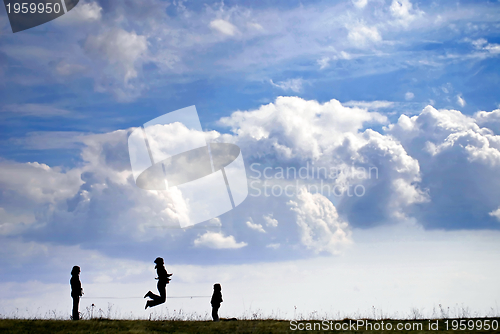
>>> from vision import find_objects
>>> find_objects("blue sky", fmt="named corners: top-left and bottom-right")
top-left (1, 0), bottom-right (500, 319)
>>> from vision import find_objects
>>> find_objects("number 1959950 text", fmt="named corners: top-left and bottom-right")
top-left (6, 2), bottom-right (62, 14)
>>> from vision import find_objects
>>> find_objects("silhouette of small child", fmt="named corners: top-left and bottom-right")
top-left (70, 266), bottom-right (83, 320)
top-left (211, 283), bottom-right (223, 321)
top-left (144, 257), bottom-right (172, 309)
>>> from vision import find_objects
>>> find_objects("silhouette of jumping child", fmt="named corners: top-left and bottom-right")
top-left (144, 257), bottom-right (172, 309)
top-left (70, 266), bottom-right (83, 320)
top-left (211, 283), bottom-right (223, 321)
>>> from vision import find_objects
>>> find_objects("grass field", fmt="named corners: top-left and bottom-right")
top-left (1, 318), bottom-right (500, 333)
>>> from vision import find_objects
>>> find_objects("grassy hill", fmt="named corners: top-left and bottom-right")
top-left (1, 318), bottom-right (499, 333)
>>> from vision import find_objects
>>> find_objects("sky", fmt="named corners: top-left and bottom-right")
top-left (0, 0), bottom-right (500, 320)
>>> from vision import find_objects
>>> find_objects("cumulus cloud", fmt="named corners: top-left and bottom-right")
top-left (475, 109), bottom-right (500, 134)
top-left (0, 160), bottom-right (83, 237)
top-left (4, 97), bottom-right (500, 268)
top-left (489, 207), bottom-right (500, 222)
top-left (1, 97), bottom-right (413, 261)
top-left (210, 19), bottom-right (239, 36)
top-left (389, 0), bottom-right (423, 26)
top-left (57, 1), bottom-right (102, 24)
top-left (208, 217), bottom-right (222, 226)
top-left (219, 96), bottom-right (388, 160)
top-left (194, 232), bottom-right (247, 249)
top-left (288, 188), bottom-right (351, 254)
top-left (246, 218), bottom-right (266, 233)
top-left (470, 38), bottom-right (500, 55)
top-left (263, 214), bottom-right (278, 227)
top-left (387, 106), bottom-right (500, 229)
top-left (0, 129), bottom-right (199, 247)
top-left (347, 24), bottom-right (381, 47)
top-left (0, 161), bottom-right (82, 205)
top-left (352, 0), bottom-right (368, 9)
top-left (220, 96), bottom-right (426, 226)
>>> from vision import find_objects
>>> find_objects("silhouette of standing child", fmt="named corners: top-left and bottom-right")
top-left (70, 266), bottom-right (83, 320)
top-left (211, 283), bottom-right (223, 321)
top-left (144, 257), bottom-right (172, 309)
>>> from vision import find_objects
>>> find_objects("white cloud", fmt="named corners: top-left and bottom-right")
top-left (387, 105), bottom-right (500, 228)
top-left (337, 51), bottom-right (352, 60)
top-left (343, 100), bottom-right (394, 109)
top-left (85, 29), bottom-right (147, 83)
top-left (456, 94), bottom-right (466, 107)
top-left (352, 0), bottom-right (368, 9)
top-left (208, 218), bottom-right (222, 226)
top-left (246, 219), bottom-right (266, 233)
top-left (84, 28), bottom-right (148, 100)
top-left (389, 0), bottom-right (422, 26)
top-left (317, 57), bottom-right (330, 69)
top-left (475, 109), bottom-right (500, 135)
top-left (0, 160), bottom-right (83, 237)
top-left (405, 92), bottom-right (415, 101)
top-left (263, 214), bottom-right (278, 227)
top-left (219, 97), bottom-right (388, 162)
top-left (194, 232), bottom-right (247, 249)
top-left (0, 129), bottom-right (200, 241)
top-left (489, 207), bottom-right (500, 222)
top-left (247, 22), bottom-right (264, 31)
top-left (0, 161), bottom-right (82, 205)
top-left (5, 97), bottom-right (500, 265)
top-left (484, 43), bottom-right (500, 55)
top-left (209, 19), bottom-right (239, 36)
top-left (347, 24), bottom-right (381, 47)
top-left (317, 52), bottom-right (351, 69)
top-left (471, 38), bottom-right (487, 49)
top-left (471, 38), bottom-right (500, 55)
top-left (219, 97), bottom-right (429, 227)
top-left (387, 105), bottom-right (480, 145)
top-left (74, 2), bottom-right (102, 21)
top-left (288, 188), bottom-right (352, 254)
top-left (270, 78), bottom-right (304, 93)
top-left (58, 1), bottom-right (102, 24)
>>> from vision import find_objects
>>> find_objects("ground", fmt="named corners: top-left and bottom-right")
top-left (0, 318), bottom-right (499, 333)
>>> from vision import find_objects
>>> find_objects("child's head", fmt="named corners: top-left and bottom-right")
top-left (213, 283), bottom-right (221, 291)
top-left (154, 257), bottom-right (164, 268)
top-left (71, 266), bottom-right (80, 276)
